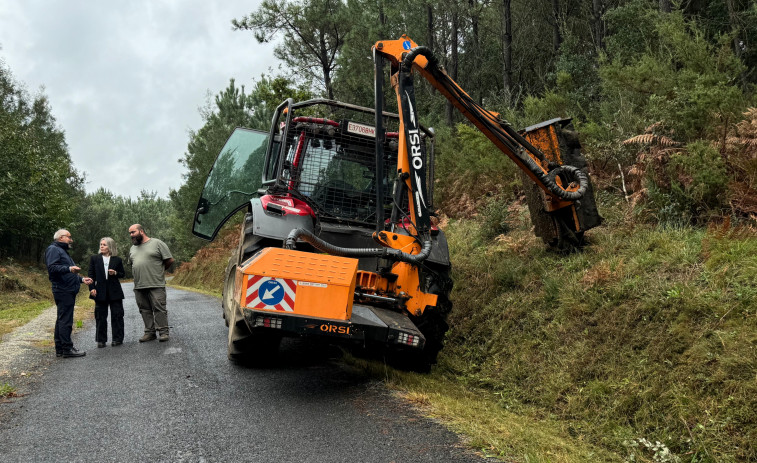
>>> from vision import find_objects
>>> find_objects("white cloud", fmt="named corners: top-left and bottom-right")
top-left (0, 0), bottom-right (276, 198)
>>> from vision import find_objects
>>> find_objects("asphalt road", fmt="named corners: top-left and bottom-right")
top-left (0, 284), bottom-right (484, 463)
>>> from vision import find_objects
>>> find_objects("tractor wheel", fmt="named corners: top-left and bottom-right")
top-left (227, 304), bottom-right (254, 364)
top-left (398, 265), bottom-right (453, 372)
top-left (226, 217), bottom-right (283, 365)
top-left (227, 305), bottom-right (282, 366)
top-left (221, 265), bottom-right (236, 327)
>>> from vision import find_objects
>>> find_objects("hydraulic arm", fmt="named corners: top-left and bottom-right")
top-left (373, 35), bottom-right (602, 247)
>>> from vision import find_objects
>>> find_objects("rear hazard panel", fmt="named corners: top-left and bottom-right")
top-left (238, 248), bottom-right (358, 320)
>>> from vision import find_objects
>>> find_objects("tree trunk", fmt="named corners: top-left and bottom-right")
top-left (724, 0), bottom-right (741, 57)
top-left (592, 0), bottom-right (604, 50)
top-left (659, 0), bottom-right (672, 13)
top-left (501, 0), bottom-right (512, 104)
top-left (426, 4), bottom-right (434, 53)
top-left (469, 0), bottom-right (481, 103)
top-left (319, 31), bottom-right (334, 100)
top-left (445, 11), bottom-right (459, 127)
top-left (551, 0), bottom-right (561, 53)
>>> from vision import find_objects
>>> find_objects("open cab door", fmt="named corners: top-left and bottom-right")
top-left (192, 127), bottom-right (269, 241)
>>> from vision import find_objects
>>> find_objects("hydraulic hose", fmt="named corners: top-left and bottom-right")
top-left (401, 46), bottom-right (438, 72)
top-left (284, 228), bottom-right (433, 266)
top-left (400, 46), bottom-right (589, 201)
top-left (529, 162), bottom-right (589, 201)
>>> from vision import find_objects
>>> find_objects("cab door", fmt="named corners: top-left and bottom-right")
top-left (192, 127), bottom-right (269, 241)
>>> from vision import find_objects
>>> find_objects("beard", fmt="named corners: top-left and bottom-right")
top-left (131, 234), bottom-right (144, 245)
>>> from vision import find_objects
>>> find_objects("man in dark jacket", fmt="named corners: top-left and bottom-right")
top-left (45, 229), bottom-right (93, 358)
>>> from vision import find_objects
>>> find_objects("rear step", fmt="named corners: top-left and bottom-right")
top-left (243, 303), bottom-right (426, 349)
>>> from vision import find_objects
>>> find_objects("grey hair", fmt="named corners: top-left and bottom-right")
top-left (99, 237), bottom-right (118, 256)
top-left (54, 229), bottom-right (69, 241)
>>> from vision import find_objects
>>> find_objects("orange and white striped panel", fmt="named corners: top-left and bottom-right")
top-left (245, 275), bottom-right (297, 312)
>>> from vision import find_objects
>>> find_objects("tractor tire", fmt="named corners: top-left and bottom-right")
top-left (396, 264), bottom-right (453, 372)
top-left (227, 304), bottom-right (254, 364)
top-left (227, 304), bottom-right (282, 366)
top-left (226, 218), bottom-right (283, 365)
top-left (221, 264), bottom-right (236, 327)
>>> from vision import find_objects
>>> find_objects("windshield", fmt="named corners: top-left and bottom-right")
top-left (193, 128), bottom-right (269, 241)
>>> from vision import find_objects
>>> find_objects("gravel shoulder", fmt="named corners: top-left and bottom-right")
top-left (0, 305), bottom-right (58, 381)
top-left (0, 305), bottom-right (62, 424)
top-left (0, 303), bottom-right (94, 414)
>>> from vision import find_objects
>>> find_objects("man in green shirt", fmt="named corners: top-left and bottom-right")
top-left (129, 224), bottom-right (174, 342)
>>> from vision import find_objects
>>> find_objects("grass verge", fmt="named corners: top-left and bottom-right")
top-left (1, 260), bottom-right (95, 343)
top-left (439, 203), bottom-right (756, 462)
top-left (0, 261), bottom-right (54, 339)
top-left (350, 355), bottom-right (618, 462)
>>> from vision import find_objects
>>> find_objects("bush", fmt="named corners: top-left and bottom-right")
top-left (478, 194), bottom-right (511, 242)
top-left (434, 124), bottom-right (522, 218)
top-left (643, 141), bottom-right (729, 226)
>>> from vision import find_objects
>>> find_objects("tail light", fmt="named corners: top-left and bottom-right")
top-left (254, 315), bottom-right (282, 329)
top-left (396, 332), bottom-right (420, 347)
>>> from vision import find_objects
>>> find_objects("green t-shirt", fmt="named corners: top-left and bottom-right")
top-left (129, 238), bottom-right (172, 289)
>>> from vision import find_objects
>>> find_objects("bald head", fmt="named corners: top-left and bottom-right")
top-left (129, 224), bottom-right (148, 245)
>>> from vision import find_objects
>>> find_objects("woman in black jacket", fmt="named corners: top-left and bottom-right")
top-left (88, 237), bottom-right (126, 347)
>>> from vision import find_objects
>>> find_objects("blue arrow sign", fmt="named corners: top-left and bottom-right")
top-left (259, 279), bottom-right (285, 306)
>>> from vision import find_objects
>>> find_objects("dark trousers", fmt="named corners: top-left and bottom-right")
top-left (53, 290), bottom-right (77, 353)
top-left (95, 299), bottom-right (124, 343)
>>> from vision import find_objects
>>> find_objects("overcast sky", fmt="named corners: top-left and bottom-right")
top-left (0, 0), bottom-right (276, 199)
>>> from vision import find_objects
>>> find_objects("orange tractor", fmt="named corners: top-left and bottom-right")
top-left (192, 36), bottom-right (601, 370)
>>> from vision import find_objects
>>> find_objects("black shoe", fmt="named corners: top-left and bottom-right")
top-left (61, 348), bottom-right (86, 358)
top-left (97, 342), bottom-right (106, 348)
top-left (56, 351), bottom-right (63, 357)
top-left (112, 341), bottom-right (122, 346)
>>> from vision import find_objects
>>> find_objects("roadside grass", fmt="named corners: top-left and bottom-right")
top-left (350, 355), bottom-right (617, 462)
top-left (1, 260), bottom-right (96, 342)
top-left (440, 206), bottom-right (757, 462)
top-left (0, 382), bottom-right (17, 398)
top-left (0, 261), bottom-right (54, 338)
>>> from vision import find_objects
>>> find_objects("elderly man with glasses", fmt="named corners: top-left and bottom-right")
top-left (45, 229), bottom-right (93, 358)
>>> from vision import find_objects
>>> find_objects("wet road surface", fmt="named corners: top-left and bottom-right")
top-left (0, 284), bottom-right (484, 462)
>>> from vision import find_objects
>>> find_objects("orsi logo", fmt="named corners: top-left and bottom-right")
top-left (320, 324), bottom-right (351, 335)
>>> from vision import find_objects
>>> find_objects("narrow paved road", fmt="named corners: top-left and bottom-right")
top-left (0, 284), bottom-right (483, 462)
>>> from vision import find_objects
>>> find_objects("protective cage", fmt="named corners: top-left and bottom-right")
top-left (273, 101), bottom-right (433, 226)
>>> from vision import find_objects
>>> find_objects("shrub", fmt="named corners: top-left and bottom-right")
top-left (434, 124), bottom-right (521, 218)
top-left (478, 194), bottom-right (512, 242)
top-left (636, 140), bottom-right (729, 226)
